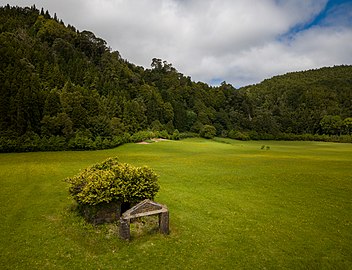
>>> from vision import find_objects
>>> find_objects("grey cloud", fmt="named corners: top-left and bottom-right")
top-left (7, 0), bottom-right (352, 87)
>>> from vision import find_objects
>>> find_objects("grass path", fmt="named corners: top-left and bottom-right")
top-left (0, 139), bottom-right (351, 269)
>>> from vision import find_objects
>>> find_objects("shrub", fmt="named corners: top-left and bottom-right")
top-left (228, 130), bottom-right (250, 141)
top-left (248, 130), bottom-right (259, 140)
top-left (68, 132), bottom-right (95, 150)
top-left (65, 157), bottom-right (159, 206)
top-left (171, 129), bottom-right (180, 140)
top-left (130, 131), bottom-right (155, 143)
top-left (179, 132), bottom-right (198, 139)
top-left (200, 125), bottom-right (216, 139)
top-left (159, 130), bottom-right (170, 139)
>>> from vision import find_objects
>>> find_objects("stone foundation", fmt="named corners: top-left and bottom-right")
top-left (80, 202), bottom-right (122, 224)
top-left (119, 199), bottom-right (169, 241)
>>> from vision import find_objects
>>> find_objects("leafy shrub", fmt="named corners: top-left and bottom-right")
top-left (171, 129), bottom-right (180, 140)
top-left (65, 157), bottom-right (159, 206)
top-left (179, 132), bottom-right (198, 139)
top-left (68, 132), bottom-right (95, 150)
top-left (200, 125), bottom-right (216, 139)
top-left (130, 131), bottom-right (155, 143)
top-left (158, 130), bottom-right (170, 139)
top-left (248, 130), bottom-right (259, 140)
top-left (228, 130), bottom-right (250, 141)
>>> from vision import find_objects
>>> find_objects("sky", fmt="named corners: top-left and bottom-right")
top-left (5, 0), bottom-right (352, 87)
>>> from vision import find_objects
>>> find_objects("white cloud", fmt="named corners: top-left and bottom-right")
top-left (207, 25), bottom-right (352, 86)
top-left (6, 0), bottom-right (352, 87)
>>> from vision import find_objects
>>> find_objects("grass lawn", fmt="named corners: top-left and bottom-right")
top-left (0, 138), bottom-right (351, 269)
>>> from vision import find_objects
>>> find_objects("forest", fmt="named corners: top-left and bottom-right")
top-left (1, 5), bottom-right (352, 152)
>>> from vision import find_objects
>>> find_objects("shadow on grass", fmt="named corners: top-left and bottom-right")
top-left (62, 203), bottom-right (161, 243)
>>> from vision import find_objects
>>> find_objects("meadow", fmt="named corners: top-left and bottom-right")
top-left (0, 138), bottom-right (351, 269)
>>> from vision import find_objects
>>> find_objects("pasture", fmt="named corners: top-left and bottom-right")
top-left (0, 138), bottom-right (351, 269)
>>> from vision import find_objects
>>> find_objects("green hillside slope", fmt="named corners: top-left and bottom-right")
top-left (1, 5), bottom-right (351, 151)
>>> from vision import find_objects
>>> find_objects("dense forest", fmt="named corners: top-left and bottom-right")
top-left (1, 5), bottom-right (352, 152)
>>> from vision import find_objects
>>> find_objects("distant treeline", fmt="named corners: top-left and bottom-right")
top-left (1, 5), bottom-right (352, 152)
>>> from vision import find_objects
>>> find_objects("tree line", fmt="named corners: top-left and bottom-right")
top-left (1, 5), bottom-right (351, 152)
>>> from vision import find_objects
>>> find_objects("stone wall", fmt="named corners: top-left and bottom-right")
top-left (80, 202), bottom-right (122, 224)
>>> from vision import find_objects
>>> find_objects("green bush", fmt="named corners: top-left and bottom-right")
top-left (65, 157), bottom-right (159, 206)
top-left (68, 132), bottom-right (95, 150)
top-left (171, 129), bottom-right (180, 140)
top-left (200, 125), bottom-right (216, 139)
top-left (130, 131), bottom-right (156, 143)
top-left (228, 130), bottom-right (250, 141)
top-left (158, 130), bottom-right (170, 139)
top-left (179, 132), bottom-right (198, 139)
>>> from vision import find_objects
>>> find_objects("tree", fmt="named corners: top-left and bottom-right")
top-left (43, 88), bottom-right (61, 116)
top-left (1, 6), bottom-right (352, 152)
top-left (343, 117), bottom-right (352, 134)
top-left (60, 81), bottom-right (88, 129)
top-left (320, 115), bottom-right (343, 135)
top-left (123, 100), bottom-right (147, 133)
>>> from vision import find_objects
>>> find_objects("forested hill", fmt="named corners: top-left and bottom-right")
top-left (1, 5), bottom-right (352, 152)
top-left (240, 66), bottom-right (352, 136)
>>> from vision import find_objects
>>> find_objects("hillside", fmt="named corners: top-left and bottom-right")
top-left (0, 5), bottom-right (351, 151)
top-left (239, 66), bottom-right (352, 136)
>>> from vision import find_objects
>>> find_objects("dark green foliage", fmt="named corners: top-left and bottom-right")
top-left (130, 131), bottom-right (156, 143)
top-left (343, 117), bottom-right (352, 134)
top-left (65, 157), bottom-right (159, 206)
top-left (200, 125), bottom-right (216, 139)
top-left (228, 130), bottom-right (250, 141)
top-left (171, 129), bottom-right (180, 140)
top-left (320, 115), bottom-right (343, 135)
top-left (1, 5), bottom-right (352, 152)
top-left (241, 66), bottom-right (352, 136)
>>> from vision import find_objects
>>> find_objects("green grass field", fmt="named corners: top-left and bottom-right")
top-left (0, 138), bottom-right (351, 269)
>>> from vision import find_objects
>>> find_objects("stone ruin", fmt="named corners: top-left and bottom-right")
top-left (80, 202), bottom-right (122, 225)
top-left (119, 199), bottom-right (169, 240)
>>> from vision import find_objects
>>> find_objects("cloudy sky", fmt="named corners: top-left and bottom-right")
top-left (7, 0), bottom-right (352, 87)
